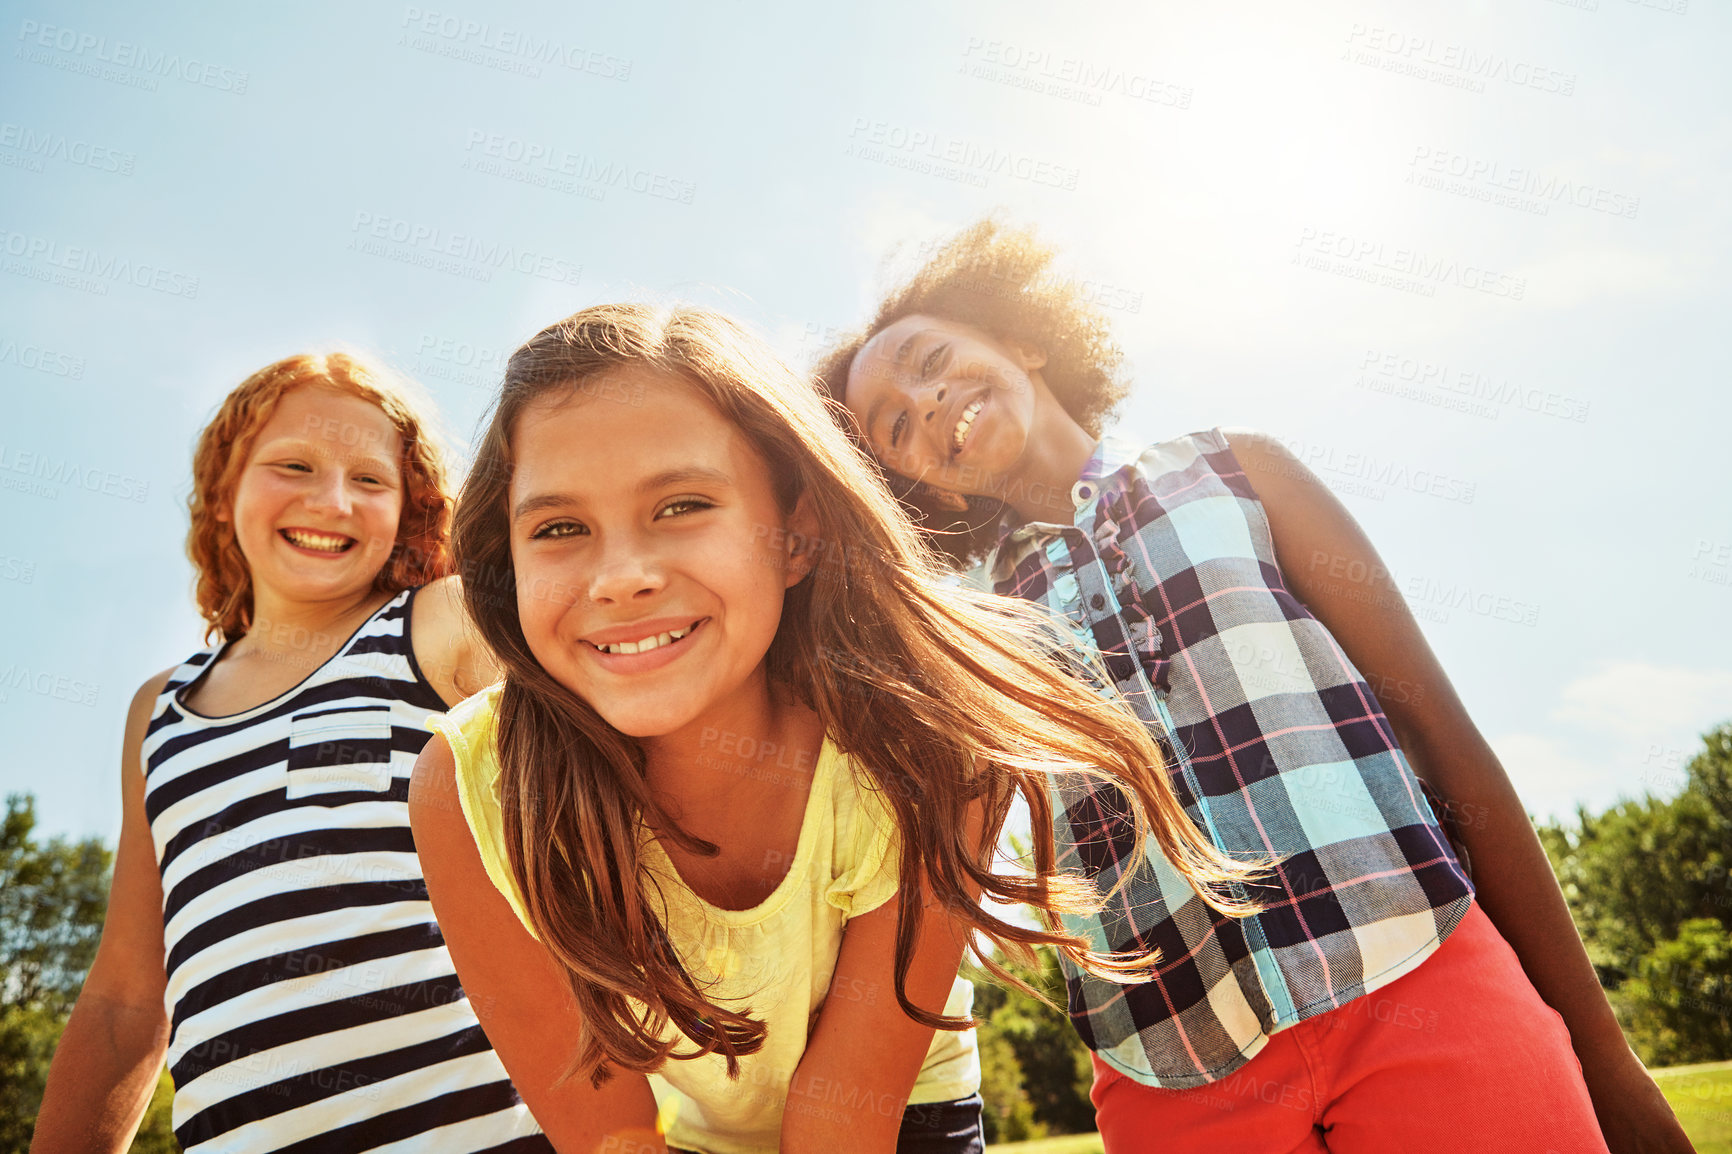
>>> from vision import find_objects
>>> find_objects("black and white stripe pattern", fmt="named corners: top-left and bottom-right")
top-left (143, 590), bottom-right (550, 1154)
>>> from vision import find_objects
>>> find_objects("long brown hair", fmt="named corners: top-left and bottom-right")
top-left (814, 217), bottom-right (1128, 567)
top-left (188, 353), bottom-right (453, 641)
top-left (454, 303), bottom-right (1261, 1085)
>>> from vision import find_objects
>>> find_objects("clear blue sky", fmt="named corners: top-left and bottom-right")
top-left (3, 0), bottom-right (1728, 841)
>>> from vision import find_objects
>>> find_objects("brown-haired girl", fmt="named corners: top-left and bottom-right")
top-left (816, 220), bottom-right (1688, 1153)
top-left (407, 303), bottom-right (1262, 1153)
top-left (33, 354), bottom-right (551, 1153)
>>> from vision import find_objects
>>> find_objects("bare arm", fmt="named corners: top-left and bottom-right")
top-left (408, 735), bottom-right (664, 1153)
top-left (1226, 429), bottom-right (1693, 1154)
top-left (781, 814), bottom-right (979, 1152)
top-left (411, 576), bottom-right (502, 707)
top-left (31, 672), bottom-right (174, 1154)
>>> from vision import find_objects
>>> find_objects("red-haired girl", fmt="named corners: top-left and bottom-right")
top-left (34, 354), bottom-right (552, 1153)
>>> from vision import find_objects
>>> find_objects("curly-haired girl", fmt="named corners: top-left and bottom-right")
top-left (816, 220), bottom-right (1686, 1153)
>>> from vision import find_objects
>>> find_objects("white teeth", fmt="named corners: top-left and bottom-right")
top-left (952, 397), bottom-right (985, 455)
top-left (597, 624), bottom-right (694, 655)
top-left (283, 529), bottom-right (351, 552)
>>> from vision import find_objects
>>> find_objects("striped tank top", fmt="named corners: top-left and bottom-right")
top-left (141, 589), bottom-right (551, 1153)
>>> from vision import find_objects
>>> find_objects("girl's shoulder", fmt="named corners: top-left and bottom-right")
top-left (820, 745), bottom-right (901, 918)
top-left (1111, 428), bottom-right (1234, 479)
top-left (426, 680), bottom-right (504, 779)
top-left (423, 683), bottom-right (533, 934)
top-left (409, 576), bottom-right (500, 705)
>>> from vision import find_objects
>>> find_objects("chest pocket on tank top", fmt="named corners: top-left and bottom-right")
top-left (286, 704), bottom-right (395, 799)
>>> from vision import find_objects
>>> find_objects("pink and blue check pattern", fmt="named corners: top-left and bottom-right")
top-left (990, 430), bottom-right (1473, 1089)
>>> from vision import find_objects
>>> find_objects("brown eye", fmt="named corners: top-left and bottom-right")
top-left (656, 498), bottom-right (714, 519)
top-left (889, 411), bottom-right (908, 449)
top-left (530, 520), bottom-right (585, 540)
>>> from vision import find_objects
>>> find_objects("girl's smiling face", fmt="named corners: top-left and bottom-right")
top-left (844, 313), bottom-right (1048, 497)
top-left (507, 368), bottom-right (816, 740)
top-left (224, 385), bottom-right (405, 607)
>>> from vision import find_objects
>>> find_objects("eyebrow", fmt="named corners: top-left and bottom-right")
top-left (865, 331), bottom-right (924, 444)
top-left (254, 436), bottom-right (400, 476)
top-left (511, 465), bottom-right (734, 523)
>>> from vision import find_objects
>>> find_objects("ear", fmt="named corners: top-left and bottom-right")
top-left (909, 478), bottom-right (969, 514)
top-left (215, 505), bottom-right (232, 524)
top-left (782, 493), bottom-right (823, 588)
top-left (1004, 339), bottom-right (1047, 372)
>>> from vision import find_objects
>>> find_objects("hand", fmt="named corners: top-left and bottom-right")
top-left (1585, 1052), bottom-right (1696, 1154)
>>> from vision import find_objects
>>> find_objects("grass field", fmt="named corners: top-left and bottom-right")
top-left (1654, 1059), bottom-right (1732, 1154)
top-left (985, 1059), bottom-right (1732, 1153)
top-left (986, 1137), bottom-right (1103, 1154)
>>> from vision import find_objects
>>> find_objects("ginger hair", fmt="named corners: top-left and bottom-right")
top-left (187, 353), bottom-right (453, 641)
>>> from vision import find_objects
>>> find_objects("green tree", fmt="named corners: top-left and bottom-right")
top-left (0, 794), bottom-right (176, 1153)
top-left (974, 1014), bottom-right (1042, 1142)
top-left (972, 946), bottom-right (1094, 1141)
top-left (1621, 918), bottom-right (1732, 1066)
top-left (1539, 722), bottom-right (1732, 1066)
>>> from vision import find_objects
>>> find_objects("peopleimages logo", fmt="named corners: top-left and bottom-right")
top-left (0, 664), bottom-right (99, 707)
top-left (0, 442), bottom-right (151, 502)
top-left (0, 123), bottom-right (135, 175)
top-left (0, 338), bottom-right (85, 379)
top-left (1407, 146), bottom-right (1640, 220)
top-left (1273, 436), bottom-right (1477, 505)
top-left (14, 19), bottom-right (249, 93)
top-left (1357, 350), bottom-right (1590, 424)
top-left (959, 37), bottom-right (1193, 109)
top-left (846, 117), bottom-right (1081, 190)
top-left (348, 211), bottom-right (582, 285)
top-left (1294, 227), bottom-right (1525, 301)
top-left (1343, 24), bottom-right (1576, 96)
top-left (462, 131), bottom-right (696, 204)
top-left (0, 229), bottom-right (200, 298)
top-left (398, 7), bottom-right (631, 80)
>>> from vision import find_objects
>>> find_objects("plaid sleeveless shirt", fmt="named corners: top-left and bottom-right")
top-left (989, 430), bottom-right (1474, 1088)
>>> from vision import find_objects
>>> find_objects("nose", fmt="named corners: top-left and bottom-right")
top-left (914, 381), bottom-right (948, 427)
top-left (304, 469), bottom-right (353, 515)
top-left (586, 533), bottom-right (666, 605)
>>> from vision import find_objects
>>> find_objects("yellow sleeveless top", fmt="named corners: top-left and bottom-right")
top-left (428, 686), bottom-right (979, 1154)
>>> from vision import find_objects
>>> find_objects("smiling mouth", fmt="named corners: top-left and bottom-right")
top-left (950, 396), bottom-right (985, 458)
top-left (280, 528), bottom-right (355, 553)
top-left (585, 619), bottom-right (704, 656)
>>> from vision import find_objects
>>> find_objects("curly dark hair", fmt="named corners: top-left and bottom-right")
top-left (813, 217), bottom-right (1130, 569)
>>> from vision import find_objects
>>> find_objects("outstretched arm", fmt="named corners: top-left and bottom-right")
top-left (31, 673), bottom-right (174, 1154)
top-left (1226, 429), bottom-right (1693, 1154)
top-left (781, 820), bottom-right (979, 1152)
top-left (409, 734), bottom-right (664, 1153)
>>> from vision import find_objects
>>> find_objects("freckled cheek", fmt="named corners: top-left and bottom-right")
top-left (228, 484), bottom-right (272, 527)
top-left (363, 513), bottom-right (401, 554)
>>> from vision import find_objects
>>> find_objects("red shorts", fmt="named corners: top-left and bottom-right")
top-left (1091, 900), bottom-right (1609, 1153)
